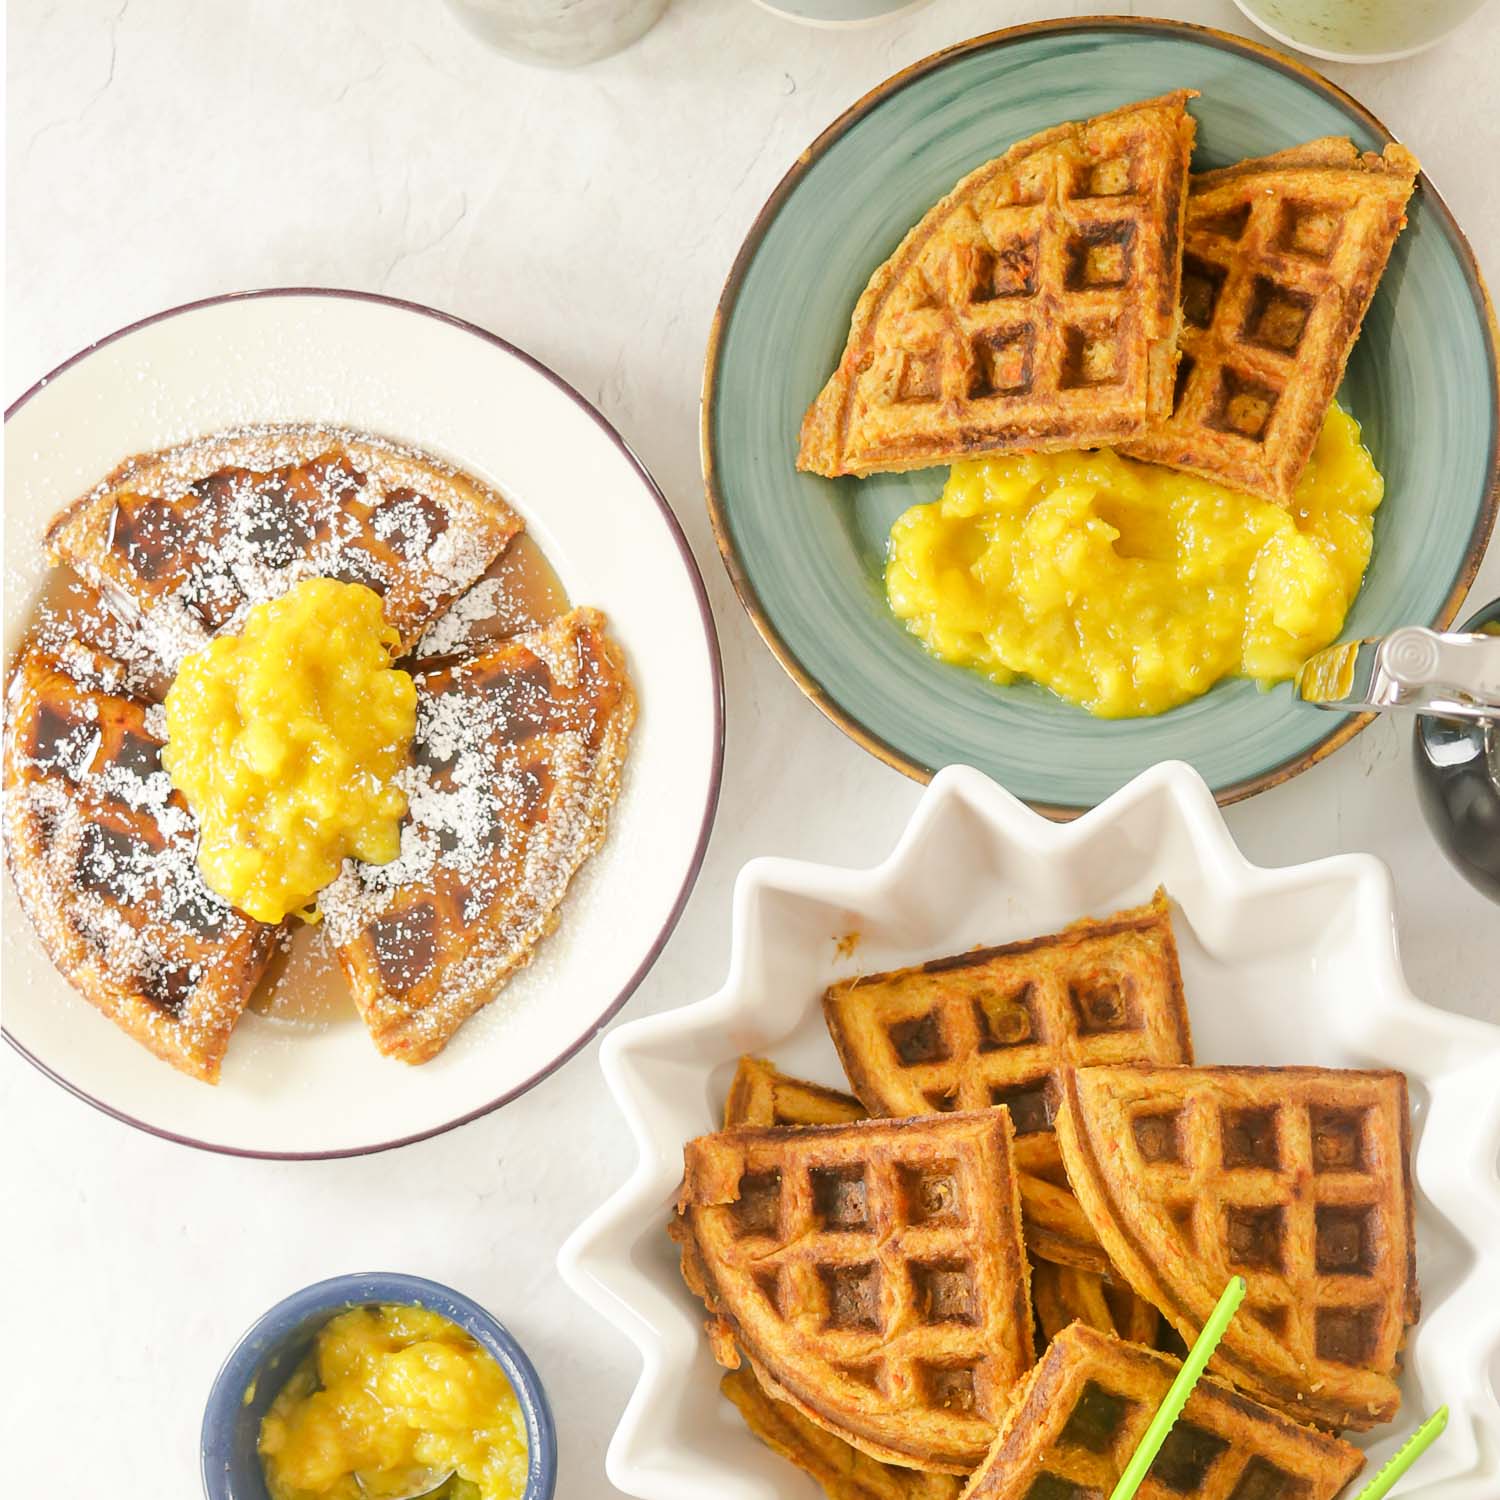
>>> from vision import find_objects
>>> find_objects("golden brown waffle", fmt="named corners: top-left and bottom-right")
top-left (322, 607), bottom-right (633, 1063)
top-left (45, 425), bottom-right (523, 668)
top-left (964, 1322), bottom-right (1363, 1500)
top-left (1055, 1064), bottom-right (1418, 1429)
top-left (797, 93), bottom-right (1196, 478)
top-left (26, 569), bottom-right (173, 703)
top-left (673, 1111), bottom-right (1035, 1472)
top-left (722, 1367), bottom-right (963, 1500)
top-left (1122, 138), bottom-right (1418, 503)
top-left (721, 1060), bottom-right (964, 1494)
top-left (2, 637), bottom-right (279, 1081)
top-left (726, 1055), bottom-right (869, 1128)
top-left (1018, 1171), bottom-right (1111, 1276)
top-left (822, 892), bottom-right (1192, 1179)
top-left (1031, 1263), bottom-right (1159, 1349)
top-left (725, 1056), bottom-right (1109, 1275)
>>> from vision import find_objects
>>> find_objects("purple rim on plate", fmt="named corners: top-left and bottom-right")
top-left (2, 286), bottom-right (726, 1159)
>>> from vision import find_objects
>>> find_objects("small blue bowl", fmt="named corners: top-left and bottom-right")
top-left (201, 1272), bottom-right (558, 1500)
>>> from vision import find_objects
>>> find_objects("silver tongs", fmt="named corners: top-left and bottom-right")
top-left (1294, 625), bottom-right (1500, 721)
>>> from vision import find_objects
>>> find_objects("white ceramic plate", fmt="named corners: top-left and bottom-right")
top-left (559, 762), bottom-right (1500, 1500)
top-left (2, 289), bottom-right (723, 1157)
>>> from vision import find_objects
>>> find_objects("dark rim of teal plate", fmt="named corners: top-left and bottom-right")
top-left (702, 15), bottom-right (1500, 818)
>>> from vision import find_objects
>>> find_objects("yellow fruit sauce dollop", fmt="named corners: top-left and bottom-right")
top-left (885, 406), bottom-right (1383, 718)
top-left (162, 577), bottom-right (417, 923)
top-left (258, 1304), bottom-right (529, 1500)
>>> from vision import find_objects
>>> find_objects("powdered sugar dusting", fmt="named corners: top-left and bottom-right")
top-left (25, 571), bottom-right (171, 701)
top-left (3, 638), bottom-right (274, 1076)
top-left (3, 426), bottom-right (636, 1075)
top-left (414, 577), bottom-right (509, 658)
top-left (47, 422), bottom-right (522, 672)
top-left (319, 608), bottom-right (635, 1060)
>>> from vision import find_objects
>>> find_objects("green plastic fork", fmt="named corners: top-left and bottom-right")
top-left (1107, 1272), bottom-right (1447, 1500)
top-left (1349, 1407), bottom-right (1449, 1500)
top-left (1108, 1275), bottom-right (1246, 1500)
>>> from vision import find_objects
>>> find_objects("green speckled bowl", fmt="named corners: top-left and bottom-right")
top-left (703, 17), bottom-right (1499, 815)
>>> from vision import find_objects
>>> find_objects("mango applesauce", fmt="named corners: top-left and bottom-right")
top-left (885, 407), bottom-right (1382, 718)
top-left (258, 1305), bottom-right (528, 1500)
top-left (162, 578), bottom-right (416, 922)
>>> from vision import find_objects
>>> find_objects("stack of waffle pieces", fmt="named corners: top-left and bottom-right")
top-left (669, 891), bottom-right (1418, 1495)
top-left (3, 426), bottom-right (635, 1080)
top-left (800, 98), bottom-right (1418, 505)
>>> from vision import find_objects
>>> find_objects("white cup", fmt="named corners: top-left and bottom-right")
top-left (443, 0), bottom-right (667, 67)
top-left (753, 0), bottom-right (931, 23)
top-left (1234, 0), bottom-right (1494, 62)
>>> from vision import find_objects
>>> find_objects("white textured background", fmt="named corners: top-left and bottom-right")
top-left (5, 2), bottom-right (1498, 1496)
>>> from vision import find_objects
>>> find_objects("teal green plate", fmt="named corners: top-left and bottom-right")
top-left (703, 17), bottom-right (1499, 815)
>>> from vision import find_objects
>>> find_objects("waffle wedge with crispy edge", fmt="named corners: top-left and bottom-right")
top-left (1018, 1170), bottom-right (1112, 1276)
top-left (2, 637), bottom-right (280, 1082)
top-left (1122, 138), bottom-right (1418, 503)
top-left (726, 1055), bottom-right (870, 1128)
top-left (721, 1060), bottom-right (965, 1498)
top-left (321, 607), bottom-right (633, 1064)
top-left (1031, 1262), bottom-right (1159, 1349)
top-left (726, 1056), bottom-right (1113, 1275)
top-left (797, 93), bottom-right (1196, 478)
top-left (822, 891), bottom-right (1192, 1180)
top-left (1055, 1064), bottom-right (1418, 1430)
top-left (672, 1110), bottom-right (1035, 1472)
top-left (722, 1368), bottom-right (964, 1500)
top-left (964, 1321), bottom-right (1363, 1500)
top-left (45, 424), bottom-right (523, 669)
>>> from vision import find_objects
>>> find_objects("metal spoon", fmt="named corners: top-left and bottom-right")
top-left (1294, 624), bottom-right (1500, 720)
top-left (353, 1468), bottom-right (455, 1500)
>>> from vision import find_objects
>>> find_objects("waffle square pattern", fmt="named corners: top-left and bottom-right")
top-left (673, 1111), bottom-right (1034, 1472)
top-left (1123, 139), bottom-right (1418, 503)
top-left (321, 607), bottom-right (634, 1064)
top-left (2, 638), bottom-right (278, 1081)
top-left (44, 425), bottom-right (522, 668)
top-left (797, 93), bottom-right (1196, 477)
top-left (1055, 1064), bottom-right (1418, 1430)
top-left (823, 893), bottom-right (1192, 1177)
top-left (964, 1322), bottom-right (1364, 1500)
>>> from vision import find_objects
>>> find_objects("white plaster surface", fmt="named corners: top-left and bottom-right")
top-left (5, 1), bottom-right (1498, 1495)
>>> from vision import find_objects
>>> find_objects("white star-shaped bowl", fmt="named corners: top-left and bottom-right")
top-left (559, 762), bottom-right (1500, 1500)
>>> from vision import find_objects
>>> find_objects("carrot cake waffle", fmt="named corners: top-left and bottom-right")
top-left (665, 896), bottom-right (1424, 1489)
top-left (321, 607), bottom-right (634, 1064)
top-left (723, 1055), bottom-right (1111, 1275)
top-left (822, 892), bottom-right (1192, 1178)
top-left (721, 1366), bottom-right (962, 1500)
top-left (963, 1322), bottom-right (1364, 1500)
top-left (1030, 1261), bottom-right (1158, 1349)
top-left (4, 426), bottom-right (634, 1080)
top-left (673, 1110), bottom-right (1034, 1472)
top-left (798, 93), bottom-right (1196, 477)
top-left (1122, 138), bottom-right (1418, 503)
top-left (45, 424), bottom-right (522, 667)
top-left (725, 1055), bottom-right (870, 1130)
top-left (719, 1059), bottom-right (965, 1497)
top-left (3, 635), bottom-right (279, 1081)
top-left (1055, 1063), bottom-right (1418, 1429)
